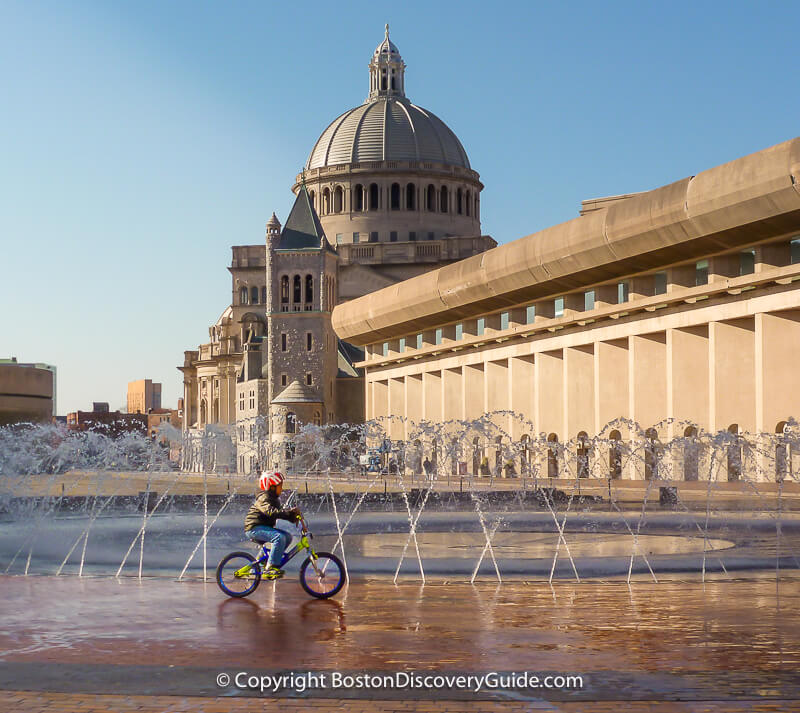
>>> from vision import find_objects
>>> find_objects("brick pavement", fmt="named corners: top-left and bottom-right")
top-left (3, 690), bottom-right (800, 712)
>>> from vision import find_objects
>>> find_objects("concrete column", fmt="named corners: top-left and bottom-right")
top-left (389, 378), bottom-right (404, 439)
top-left (464, 363), bottom-right (485, 420)
top-left (566, 345), bottom-right (594, 441)
top-left (755, 311), bottom-right (800, 434)
top-left (595, 339), bottom-right (629, 435)
top-left (406, 374), bottom-right (423, 431)
top-left (667, 326), bottom-right (709, 438)
top-left (709, 318), bottom-right (756, 433)
top-left (486, 359), bottom-right (508, 431)
top-left (535, 350), bottom-right (563, 439)
top-left (437, 369), bottom-right (456, 422)
top-left (510, 355), bottom-right (535, 436)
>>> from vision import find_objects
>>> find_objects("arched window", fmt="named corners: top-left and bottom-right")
top-left (609, 430), bottom-right (622, 479)
top-left (334, 186), bottom-right (343, 213)
top-left (280, 276), bottom-right (289, 304)
top-left (727, 424), bottom-right (741, 481)
top-left (440, 186), bottom-right (448, 213)
top-left (309, 190), bottom-right (315, 208)
top-left (369, 183), bottom-right (379, 211)
top-left (465, 190), bottom-right (471, 216)
top-left (313, 411), bottom-right (321, 427)
top-left (683, 426), bottom-right (699, 481)
top-left (426, 184), bottom-right (436, 212)
top-left (547, 434), bottom-right (559, 478)
top-left (305, 274), bottom-right (313, 303)
top-left (390, 183), bottom-right (400, 210)
top-left (322, 188), bottom-right (330, 214)
top-left (406, 183), bottom-right (416, 211)
top-left (250, 286), bottom-right (258, 304)
top-left (261, 286), bottom-right (267, 304)
top-left (354, 184), bottom-right (364, 212)
top-left (293, 275), bottom-right (301, 304)
top-left (286, 412), bottom-right (297, 434)
top-left (240, 286), bottom-right (248, 305)
top-left (577, 431), bottom-right (590, 478)
top-left (457, 188), bottom-right (463, 214)
top-left (644, 428), bottom-right (660, 480)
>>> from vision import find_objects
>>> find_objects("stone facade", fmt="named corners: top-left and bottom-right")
top-left (333, 137), bottom-right (800, 482)
top-left (179, 28), bottom-right (494, 473)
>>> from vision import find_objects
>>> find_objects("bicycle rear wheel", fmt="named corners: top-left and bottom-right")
top-left (299, 552), bottom-right (345, 599)
top-left (216, 551), bottom-right (261, 598)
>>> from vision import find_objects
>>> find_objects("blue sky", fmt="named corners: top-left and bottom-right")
top-left (2, 1), bottom-right (798, 416)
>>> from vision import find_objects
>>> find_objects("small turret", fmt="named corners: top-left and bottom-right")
top-left (266, 212), bottom-right (281, 246)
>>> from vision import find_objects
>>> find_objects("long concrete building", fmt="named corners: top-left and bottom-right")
top-left (332, 137), bottom-right (800, 481)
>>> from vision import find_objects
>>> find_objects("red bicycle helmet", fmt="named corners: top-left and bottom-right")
top-left (259, 470), bottom-right (284, 491)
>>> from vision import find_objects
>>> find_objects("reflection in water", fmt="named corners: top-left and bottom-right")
top-left (352, 532), bottom-right (735, 558)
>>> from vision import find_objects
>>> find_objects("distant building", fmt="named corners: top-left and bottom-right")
top-left (147, 407), bottom-right (182, 440)
top-left (127, 379), bottom-right (162, 414)
top-left (0, 358), bottom-right (56, 425)
top-left (66, 406), bottom-right (147, 436)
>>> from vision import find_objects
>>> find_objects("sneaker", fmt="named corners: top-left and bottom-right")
top-left (263, 566), bottom-right (285, 580)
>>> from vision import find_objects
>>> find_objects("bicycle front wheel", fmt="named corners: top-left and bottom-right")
top-left (299, 552), bottom-right (346, 599)
top-left (216, 551), bottom-right (261, 598)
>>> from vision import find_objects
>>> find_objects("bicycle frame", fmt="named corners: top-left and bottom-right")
top-left (234, 518), bottom-right (317, 577)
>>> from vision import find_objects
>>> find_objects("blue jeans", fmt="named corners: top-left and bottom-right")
top-left (246, 526), bottom-right (292, 568)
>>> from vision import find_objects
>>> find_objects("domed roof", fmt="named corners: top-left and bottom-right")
top-left (304, 27), bottom-right (472, 172)
top-left (305, 98), bottom-right (471, 170)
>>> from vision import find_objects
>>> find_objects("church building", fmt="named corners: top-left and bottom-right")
top-left (178, 27), bottom-right (495, 472)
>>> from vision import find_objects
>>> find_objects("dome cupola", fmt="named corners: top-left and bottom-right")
top-left (368, 24), bottom-right (405, 100)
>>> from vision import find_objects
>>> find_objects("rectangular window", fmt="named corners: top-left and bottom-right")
top-left (435, 328), bottom-right (442, 345)
top-left (369, 231), bottom-right (379, 243)
top-left (306, 373), bottom-right (313, 386)
top-left (427, 232), bottom-right (435, 241)
top-left (654, 271), bottom-right (667, 295)
top-left (790, 238), bottom-right (800, 264)
top-left (525, 305), bottom-right (535, 324)
top-left (409, 231), bottom-right (417, 242)
top-left (281, 333), bottom-right (288, 351)
top-left (416, 333), bottom-right (423, 349)
top-left (455, 323), bottom-right (463, 340)
top-left (500, 312), bottom-right (509, 330)
top-left (399, 337), bottom-right (406, 352)
top-left (382, 342), bottom-right (389, 357)
top-left (584, 290), bottom-right (595, 311)
top-left (476, 318), bottom-right (485, 336)
top-left (352, 232), bottom-right (360, 243)
top-left (695, 259), bottom-right (709, 286)
top-left (306, 333), bottom-right (313, 351)
top-left (740, 250), bottom-right (755, 276)
top-left (390, 231), bottom-right (398, 242)
top-left (617, 282), bottom-right (629, 303)
top-left (281, 374), bottom-right (287, 387)
top-left (335, 233), bottom-right (343, 244)
top-left (554, 297), bottom-right (565, 318)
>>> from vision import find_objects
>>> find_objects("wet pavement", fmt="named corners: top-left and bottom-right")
top-left (1, 573), bottom-right (800, 711)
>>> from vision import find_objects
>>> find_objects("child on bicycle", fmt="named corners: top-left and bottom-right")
top-left (244, 469), bottom-right (301, 579)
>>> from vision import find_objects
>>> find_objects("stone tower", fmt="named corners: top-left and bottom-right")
top-left (265, 186), bottom-right (339, 466)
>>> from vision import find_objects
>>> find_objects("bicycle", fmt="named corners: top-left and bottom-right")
top-left (215, 516), bottom-right (346, 600)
